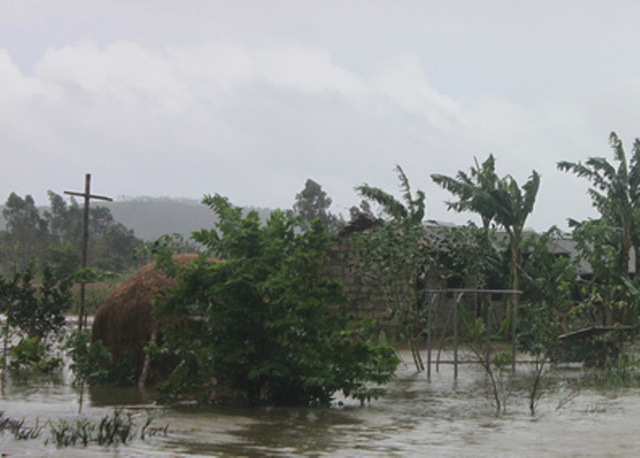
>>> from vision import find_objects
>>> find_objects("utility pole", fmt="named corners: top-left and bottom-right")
top-left (65, 173), bottom-right (112, 333)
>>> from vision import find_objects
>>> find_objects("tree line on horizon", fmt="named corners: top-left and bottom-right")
top-left (0, 191), bottom-right (148, 278)
top-left (2, 131), bottom-right (639, 297)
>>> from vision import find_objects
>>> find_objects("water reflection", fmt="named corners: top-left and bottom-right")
top-left (88, 385), bottom-right (157, 406)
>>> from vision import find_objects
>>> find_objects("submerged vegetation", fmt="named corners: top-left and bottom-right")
top-left (153, 194), bottom-right (399, 405)
top-left (3, 132), bottom-right (640, 451)
top-left (0, 409), bottom-right (167, 448)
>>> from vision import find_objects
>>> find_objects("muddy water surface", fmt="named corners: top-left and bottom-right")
top-left (1, 350), bottom-right (639, 456)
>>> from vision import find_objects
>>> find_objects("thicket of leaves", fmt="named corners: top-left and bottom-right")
top-left (517, 228), bottom-right (577, 358)
top-left (153, 194), bottom-right (399, 405)
top-left (0, 259), bottom-right (71, 340)
top-left (558, 132), bottom-right (640, 326)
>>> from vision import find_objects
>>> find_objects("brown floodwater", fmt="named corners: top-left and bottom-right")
top-left (1, 349), bottom-right (640, 456)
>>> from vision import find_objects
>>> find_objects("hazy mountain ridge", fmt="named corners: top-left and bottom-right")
top-left (103, 198), bottom-right (217, 241)
top-left (0, 197), bottom-right (274, 242)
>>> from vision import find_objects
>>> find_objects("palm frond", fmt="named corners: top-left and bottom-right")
top-left (411, 190), bottom-right (426, 223)
top-left (629, 138), bottom-right (640, 199)
top-left (521, 171), bottom-right (541, 218)
top-left (357, 166), bottom-right (426, 224)
top-left (394, 165), bottom-right (412, 208)
top-left (355, 184), bottom-right (408, 220)
top-left (432, 154), bottom-right (501, 226)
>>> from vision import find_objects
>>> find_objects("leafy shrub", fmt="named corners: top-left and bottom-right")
top-left (0, 260), bottom-right (71, 339)
top-left (154, 195), bottom-right (399, 405)
top-left (9, 337), bottom-right (62, 373)
top-left (64, 331), bottom-right (112, 385)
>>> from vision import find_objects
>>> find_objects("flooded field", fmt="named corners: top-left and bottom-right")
top-left (2, 349), bottom-right (640, 456)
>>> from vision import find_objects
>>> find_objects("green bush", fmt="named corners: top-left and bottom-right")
top-left (9, 337), bottom-right (62, 373)
top-left (0, 260), bottom-right (71, 339)
top-left (64, 331), bottom-right (112, 385)
top-left (154, 195), bottom-right (399, 405)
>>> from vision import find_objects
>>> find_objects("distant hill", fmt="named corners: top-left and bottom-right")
top-left (101, 197), bottom-right (216, 241)
top-left (101, 197), bottom-right (273, 241)
top-left (0, 197), bottom-right (274, 242)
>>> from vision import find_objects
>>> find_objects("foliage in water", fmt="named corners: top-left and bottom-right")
top-left (9, 337), bottom-right (62, 373)
top-left (0, 259), bottom-right (71, 339)
top-left (0, 409), bottom-right (167, 448)
top-left (153, 194), bottom-right (399, 406)
top-left (64, 330), bottom-right (112, 385)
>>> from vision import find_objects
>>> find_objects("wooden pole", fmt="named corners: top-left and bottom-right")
top-left (1, 304), bottom-right (9, 396)
top-left (486, 299), bottom-right (492, 367)
top-left (79, 174), bottom-right (90, 333)
top-left (65, 173), bottom-right (112, 333)
top-left (511, 293), bottom-right (517, 374)
top-left (426, 294), bottom-right (436, 382)
top-left (454, 292), bottom-right (464, 381)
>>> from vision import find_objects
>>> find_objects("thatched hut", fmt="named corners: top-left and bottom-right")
top-left (92, 253), bottom-right (199, 387)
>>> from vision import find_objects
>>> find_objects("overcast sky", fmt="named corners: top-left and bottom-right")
top-left (3, 1), bottom-right (640, 231)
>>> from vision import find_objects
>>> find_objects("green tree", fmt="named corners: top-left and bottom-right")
top-left (432, 155), bottom-right (499, 233)
top-left (518, 228), bottom-right (578, 414)
top-left (91, 221), bottom-right (143, 272)
top-left (0, 259), bottom-right (71, 339)
top-left (492, 170), bottom-right (541, 328)
top-left (558, 132), bottom-right (640, 282)
top-left (432, 156), bottom-right (504, 320)
top-left (558, 132), bottom-right (640, 324)
top-left (1, 191), bottom-right (144, 277)
top-left (43, 191), bottom-right (83, 279)
top-left (1, 193), bottom-right (49, 271)
top-left (45, 191), bottom-right (82, 248)
top-left (1, 259), bottom-right (71, 386)
top-left (350, 220), bottom-right (432, 371)
top-left (292, 179), bottom-right (344, 234)
top-left (432, 157), bottom-right (540, 335)
top-left (153, 195), bottom-right (398, 405)
top-left (356, 165), bottom-right (425, 225)
top-left (353, 165), bottom-right (429, 370)
top-left (43, 192), bottom-right (144, 275)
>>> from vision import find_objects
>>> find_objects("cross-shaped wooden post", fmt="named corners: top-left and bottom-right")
top-left (65, 173), bottom-right (113, 333)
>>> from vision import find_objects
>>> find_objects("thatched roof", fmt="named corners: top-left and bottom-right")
top-left (92, 253), bottom-right (200, 385)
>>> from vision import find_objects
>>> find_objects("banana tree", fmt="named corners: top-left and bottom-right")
top-left (432, 157), bottom-right (540, 335)
top-left (432, 155), bottom-right (499, 233)
top-left (558, 132), bottom-right (640, 324)
top-left (356, 165), bottom-right (425, 226)
top-left (491, 171), bottom-right (541, 331)
top-left (354, 165), bottom-right (429, 370)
